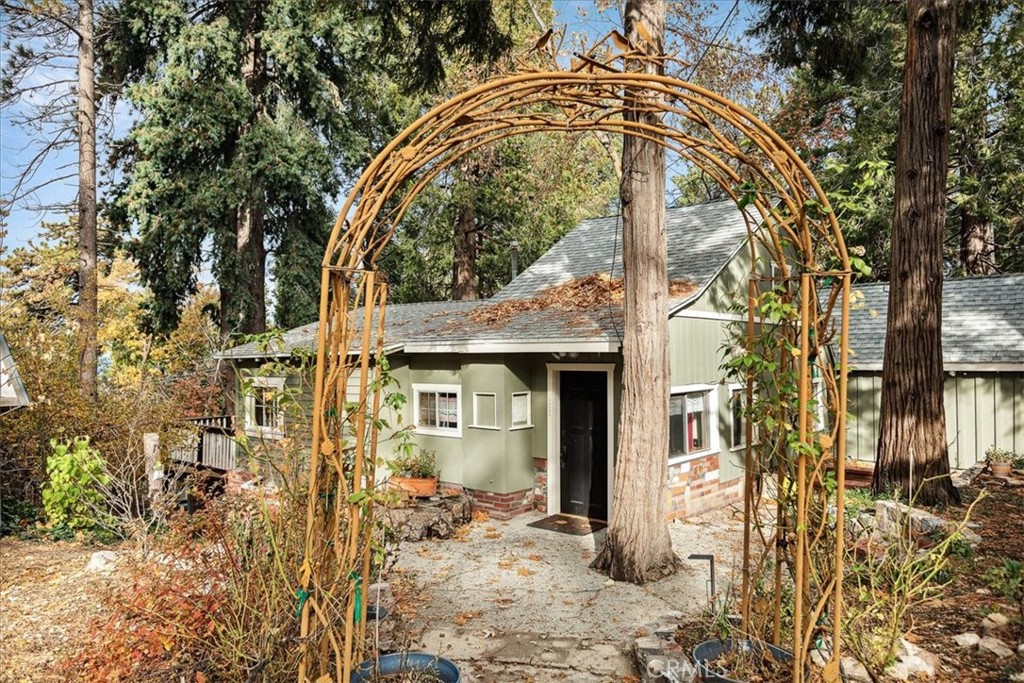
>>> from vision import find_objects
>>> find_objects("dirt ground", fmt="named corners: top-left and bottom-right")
top-left (910, 482), bottom-right (1024, 683)
top-left (0, 483), bottom-right (1020, 683)
top-left (0, 538), bottom-right (123, 683)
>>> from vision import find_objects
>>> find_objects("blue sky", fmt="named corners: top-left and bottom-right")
top-left (0, 1), bottom-right (758, 253)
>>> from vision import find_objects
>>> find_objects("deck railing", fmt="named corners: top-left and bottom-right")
top-left (169, 415), bottom-right (237, 471)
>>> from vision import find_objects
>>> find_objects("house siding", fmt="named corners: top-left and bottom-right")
top-left (845, 371), bottom-right (1024, 467)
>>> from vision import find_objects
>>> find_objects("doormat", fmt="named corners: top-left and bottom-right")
top-left (527, 514), bottom-right (607, 536)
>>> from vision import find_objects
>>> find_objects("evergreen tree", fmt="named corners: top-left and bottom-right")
top-left (102, 0), bottom-right (511, 337)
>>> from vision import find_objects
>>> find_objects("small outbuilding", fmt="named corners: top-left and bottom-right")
top-left (0, 331), bottom-right (30, 415)
top-left (844, 274), bottom-right (1024, 469)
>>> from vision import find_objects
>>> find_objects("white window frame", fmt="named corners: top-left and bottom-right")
top-left (470, 392), bottom-right (499, 430)
top-left (668, 383), bottom-right (720, 465)
top-left (728, 383), bottom-right (761, 451)
top-left (244, 376), bottom-right (286, 440)
top-left (412, 383), bottom-right (462, 438)
top-left (509, 391), bottom-right (533, 430)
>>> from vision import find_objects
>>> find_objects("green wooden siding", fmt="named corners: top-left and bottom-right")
top-left (846, 372), bottom-right (1024, 467)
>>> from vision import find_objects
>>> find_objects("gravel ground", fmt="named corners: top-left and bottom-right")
top-left (392, 505), bottom-right (745, 681)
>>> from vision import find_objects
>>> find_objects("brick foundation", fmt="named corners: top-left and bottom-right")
top-left (665, 451), bottom-right (743, 519)
top-left (464, 486), bottom-right (534, 520)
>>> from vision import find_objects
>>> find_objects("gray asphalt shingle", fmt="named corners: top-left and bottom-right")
top-left (221, 201), bottom-right (750, 359)
top-left (848, 274), bottom-right (1024, 367)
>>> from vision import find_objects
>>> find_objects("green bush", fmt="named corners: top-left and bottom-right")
top-left (986, 558), bottom-right (1024, 621)
top-left (41, 437), bottom-right (109, 531)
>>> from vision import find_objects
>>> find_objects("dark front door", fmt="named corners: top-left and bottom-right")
top-left (559, 371), bottom-right (608, 520)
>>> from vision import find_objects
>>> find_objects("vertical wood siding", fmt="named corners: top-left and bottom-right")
top-left (846, 372), bottom-right (1024, 467)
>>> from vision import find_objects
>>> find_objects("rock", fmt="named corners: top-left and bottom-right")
top-left (841, 656), bottom-right (871, 683)
top-left (875, 499), bottom-right (904, 536)
top-left (85, 550), bottom-right (118, 572)
top-left (959, 527), bottom-right (983, 545)
top-left (810, 648), bottom-right (829, 668)
top-left (1018, 642), bottom-right (1024, 654)
top-left (908, 509), bottom-right (946, 537)
top-left (977, 636), bottom-right (1014, 659)
top-left (953, 632), bottom-right (980, 648)
top-left (379, 494), bottom-right (472, 542)
top-left (887, 653), bottom-right (934, 680)
top-left (980, 612), bottom-right (1009, 633)
top-left (1011, 674), bottom-right (1024, 683)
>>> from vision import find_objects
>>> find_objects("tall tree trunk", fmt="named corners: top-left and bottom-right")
top-left (960, 209), bottom-right (995, 274)
top-left (77, 0), bottom-right (97, 401)
top-left (592, 0), bottom-right (678, 584)
top-left (452, 203), bottom-right (478, 300)
top-left (873, 0), bottom-right (960, 505)
top-left (220, 3), bottom-right (268, 339)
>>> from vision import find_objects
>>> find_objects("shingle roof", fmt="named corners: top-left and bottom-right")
top-left (848, 274), bottom-right (1024, 368)
top-left (493, 199), bottom-right (748, 301)
top-left (220, 200), bottom-right (750, 359)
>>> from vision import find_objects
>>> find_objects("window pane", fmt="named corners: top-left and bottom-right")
top-left (511, 393), bottom-right (529, 427)
top-left (686, 391), bottom-right (709, 452)
top-left (669, 395), bottom-right (686, 456)
top-left (419, 392), bottom-right (437, 427)
top-left (438, 392), bottom-right (458, 428)
top-left (475, 393), bottom-right (497, 427)
top-left (731, 390), bottom-right (744, 448)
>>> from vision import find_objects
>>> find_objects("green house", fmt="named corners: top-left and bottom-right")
top-left (844, 275), bottom-right (1024, 470)
top-left (221, 200), bottom-right (754, 519)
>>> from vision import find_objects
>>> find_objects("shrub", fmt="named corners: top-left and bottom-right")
top-left (41, 437), bottom-right (109, 532)
top-left (985, 558), bottom-right (1024, 621)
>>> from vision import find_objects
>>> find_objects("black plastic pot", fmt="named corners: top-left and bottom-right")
top-left (351, 653), bottom-right (461, 683)
top-left (691, 638), bottom-right (795, 683)
top-left (365, 604), bottom-right (389, 621)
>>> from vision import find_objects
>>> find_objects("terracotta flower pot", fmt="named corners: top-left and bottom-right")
top-left (391, 475), bottom-right (438, 498)
top-left (989, 462), bottom-right (1012, 478)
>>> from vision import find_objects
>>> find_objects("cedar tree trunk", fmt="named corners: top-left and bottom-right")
top-left (77, 0), bottom-right (98, 401)
top-left (592, 0), bottom-right (679, 583)
top-left (873, 0), bottom-right (961, 505)
top-left (452, 203), bottom-right (478, 300)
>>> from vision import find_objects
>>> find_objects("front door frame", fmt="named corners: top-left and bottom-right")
top-left (545, 363), bottom-right (615, 519)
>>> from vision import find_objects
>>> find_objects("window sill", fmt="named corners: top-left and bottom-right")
top-left (469, 425), bottom-right (501, 431)
top-left (668, 449), bottom-right (719, 466)
top-left (245, 427), bottom-right (284, 441)
top-left (413, 427), bottom-right (462, 439)
top-left (508, 424), bottom-right (534, 431)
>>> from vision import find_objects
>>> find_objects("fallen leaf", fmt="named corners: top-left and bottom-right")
top-left (517, 566), bottom-right (536, 577)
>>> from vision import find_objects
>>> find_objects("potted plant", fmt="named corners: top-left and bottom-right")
top-left (388, 448), bottom-right (439, 498)
top-left (986, 445), bottom-right (1014, 478)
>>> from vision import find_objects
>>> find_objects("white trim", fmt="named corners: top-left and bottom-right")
top-left (470, 392), bottom-right (498, 430)
top-left (404, 340), bottom-right (619, 354)
top-left (412, 383), bottom-right (463, 438)
top-left (668, 383), bottom-right (720, 466)
top-left (510, 391), bottom-right (532, 429)
top-left (853, 362), bottom-right (1024, 373)
top-left (670, 308), bottom-right (761, 323)
top-left (545, 363), bottom-right (616, 520)
top-left (243, 376), bottom-right (286, 439)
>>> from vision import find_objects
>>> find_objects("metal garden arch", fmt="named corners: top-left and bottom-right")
top-left (296, 48), bottom-right (852, 683)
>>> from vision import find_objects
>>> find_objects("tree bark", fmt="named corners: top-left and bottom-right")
top-left (960, 209), bottom-right (995, 275)
top-left (77, 0), bottom-right (98, 401)
top-left (220, 3), bottom-right (268, 339)
top-left (873, 0), bottom-right (961, 505)
top-left (592, 0), bottom-right (679, 583)
top-left (452, 203), bottom-right (478, 300)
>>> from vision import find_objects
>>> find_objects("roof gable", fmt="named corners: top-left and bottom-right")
top-left (493, 200), bottom-right (749, 302)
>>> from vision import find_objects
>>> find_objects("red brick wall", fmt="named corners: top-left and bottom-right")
top-left (665, 451), bottom-right (742, 519)
top-left (464, 486), bottom-right (534, 520)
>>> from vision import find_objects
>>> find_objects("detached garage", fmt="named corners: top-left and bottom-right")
top-left (844, 274), bottom-right (1024, 469)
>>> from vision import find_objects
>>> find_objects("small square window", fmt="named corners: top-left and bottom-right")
top-left (472, 392), bottom-right (498, 429)
top-left (244, 376), bottom-right (285, 439)
top-left (510, 392), bottom-right (532, 429)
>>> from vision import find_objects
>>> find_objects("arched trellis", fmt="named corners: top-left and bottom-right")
top-left (297, 57), bottom-right (851, 683)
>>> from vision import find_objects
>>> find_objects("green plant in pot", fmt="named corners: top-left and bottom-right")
top-left (388, 442), bottom-right (439, 499)
top-left (986, 445), bottom-right (1015, 478)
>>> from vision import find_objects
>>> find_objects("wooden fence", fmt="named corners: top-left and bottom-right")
top-left (168, 415), bottom-right (237, 471)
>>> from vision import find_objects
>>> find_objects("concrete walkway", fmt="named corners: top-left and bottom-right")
top-left (393, 507), bottom-right (745, 681)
